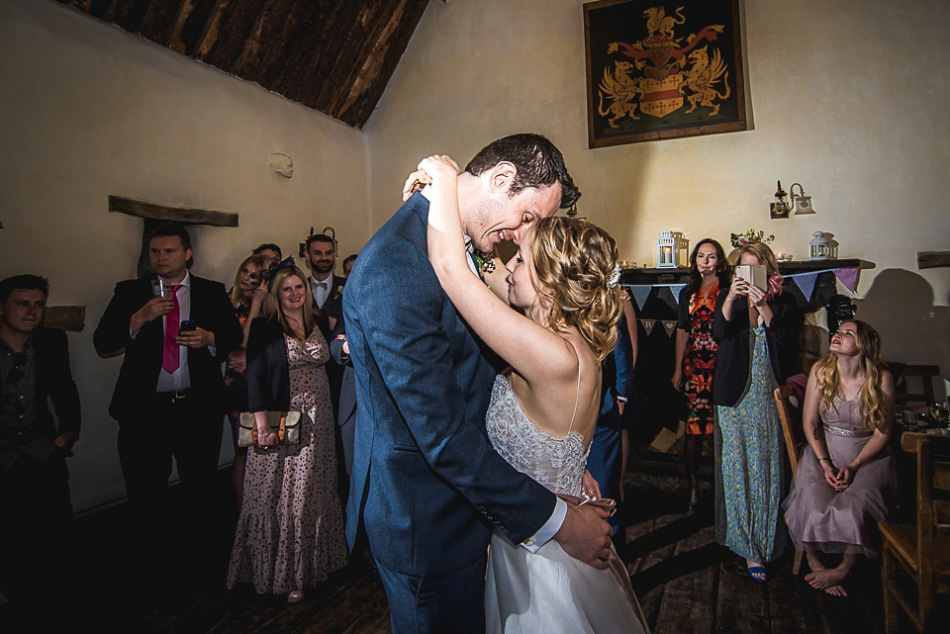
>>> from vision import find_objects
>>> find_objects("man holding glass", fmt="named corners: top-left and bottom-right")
top-left (94, 222), bottom-right (242, 563)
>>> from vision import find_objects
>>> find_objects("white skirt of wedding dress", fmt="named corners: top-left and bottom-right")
top-left (484, 532), bottom-right (649, 634)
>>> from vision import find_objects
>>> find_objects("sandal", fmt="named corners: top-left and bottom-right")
top-left (747, 565), bottom-right (767, 583)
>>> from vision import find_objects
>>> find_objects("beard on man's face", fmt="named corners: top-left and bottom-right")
top-left (309, 257), bottom-right (334, 274)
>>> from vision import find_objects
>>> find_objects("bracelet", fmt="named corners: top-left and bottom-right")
top-left (818, 457), bottom-right (832, 464)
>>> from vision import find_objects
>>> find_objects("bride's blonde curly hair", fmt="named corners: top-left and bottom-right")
top-left (529, 216), bottom-right (624, 362)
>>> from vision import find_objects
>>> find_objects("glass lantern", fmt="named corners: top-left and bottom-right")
top-left (809, 231), bottom-right (829, 260)
top-left (657, 231), bottom-right (689, 268)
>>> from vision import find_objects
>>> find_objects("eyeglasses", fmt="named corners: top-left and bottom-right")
top-left (6, 352), bottom-right (28, 383)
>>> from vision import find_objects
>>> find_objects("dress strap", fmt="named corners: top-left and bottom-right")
top-left (567, 345), bottom-right (582, 434)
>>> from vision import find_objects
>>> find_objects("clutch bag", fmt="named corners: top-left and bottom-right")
top-left (237, 411), bottom-right (301, 447)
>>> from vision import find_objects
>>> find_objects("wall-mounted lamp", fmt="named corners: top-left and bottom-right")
top-left (770, 181), bottom-right (816, 219)
top-left (769, 181), bottom-right (790, 219)
top-left (788, 182), bottom-right (814, 214)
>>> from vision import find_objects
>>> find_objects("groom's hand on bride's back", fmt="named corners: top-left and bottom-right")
top-left (554, 503), bottom-right (612, 570)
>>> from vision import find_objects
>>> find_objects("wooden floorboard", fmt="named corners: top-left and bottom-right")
top-left (0, 456), bottom-right (894, 633)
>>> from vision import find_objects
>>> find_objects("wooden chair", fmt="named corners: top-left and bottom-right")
top-left (879, 433), bottom-right (950, 633)
top-left (774, 383), bottom-right (807, 575)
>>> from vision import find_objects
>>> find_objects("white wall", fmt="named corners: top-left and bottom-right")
top-left (0, 0), bottom-right (371, 512)
top-left (2, 0), bottom-right (948, 512)
top-left (367, 0), bottom-right (950, 392)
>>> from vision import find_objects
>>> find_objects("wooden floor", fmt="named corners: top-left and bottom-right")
top-left (1, 458), bottom-right (898, 633)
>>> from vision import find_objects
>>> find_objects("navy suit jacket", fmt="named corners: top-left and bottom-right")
top-left (343, 193), bottom-right (555, 576)
top-left (93, 273), bottom-right (243, 422)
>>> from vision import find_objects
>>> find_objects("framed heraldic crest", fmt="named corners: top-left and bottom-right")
top-left (584, 0), bottom-right (750, 147)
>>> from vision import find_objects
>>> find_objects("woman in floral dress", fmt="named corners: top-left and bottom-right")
top-left (673, 239), bottom-right (728, 512)
top-left (712, 242), bottom-right (798, 582)
top-left (227, 265), bottom-right (347, 603)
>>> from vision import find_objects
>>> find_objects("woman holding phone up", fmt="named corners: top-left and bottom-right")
top-left (712, 242), bottom-right (798, 583)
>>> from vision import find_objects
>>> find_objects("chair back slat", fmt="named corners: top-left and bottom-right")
top-left (774, 384), bottom-right (805, 473)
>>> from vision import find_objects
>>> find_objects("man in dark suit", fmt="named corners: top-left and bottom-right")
top-left (306, 233), bottom-right (345, 322)
top-left (589, 304), bottom-right (638, 552)
top-left (94, 223), bottom-right (242, 554)
top-left (0, 274), bottom-right (80, 605)
top-left (344, 134), bottom-right (612, 633)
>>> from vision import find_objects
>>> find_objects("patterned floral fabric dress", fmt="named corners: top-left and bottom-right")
top-left (715, 323), bottom-right (785, 563)
top-left (227, 328), bottom-right (348, 595)
top-left (683, 283), bottom-right (719, 436)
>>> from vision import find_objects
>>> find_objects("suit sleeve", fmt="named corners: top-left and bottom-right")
top-left (47, 329), bottom-right (81, 444)
top-left (353, 243), bottom-right (554, 544)
top-left (245, 317), bottom-right (270, 413)
top-left (613, 314), bottom-right (634, 400)
top-left (205, 281), bottom-right (243, 362)
top-left (93, 280), bottom-right (141, 355)
top-left (712, 283), bottom-right (739, 341)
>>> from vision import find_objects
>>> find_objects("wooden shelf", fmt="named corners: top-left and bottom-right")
top-left (620, 258), bottom-right (872, 285)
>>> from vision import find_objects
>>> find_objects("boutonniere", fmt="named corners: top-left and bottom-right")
top-left (473, 250), bottom-right (496, 275)
top-left (332, 283), bottom-right (345, 300)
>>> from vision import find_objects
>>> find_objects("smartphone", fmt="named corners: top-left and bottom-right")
top-left (735, 264), bottom-right (767, 291)
top-left (180, 319), bottom-right (198, 332)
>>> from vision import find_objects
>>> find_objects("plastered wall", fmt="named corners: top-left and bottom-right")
top-left (366, 0), bottom-right (950, 395)
top-left (2, 0), bottom-right (948, 512)
top-left (0, 0), bottom-right (371, 511)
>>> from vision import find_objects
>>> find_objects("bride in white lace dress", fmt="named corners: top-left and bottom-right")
top-left (415, 155), bottom-right (649, 633)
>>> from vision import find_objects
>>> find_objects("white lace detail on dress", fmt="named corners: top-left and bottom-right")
top-left (485, 375), bottom-right (589, 497)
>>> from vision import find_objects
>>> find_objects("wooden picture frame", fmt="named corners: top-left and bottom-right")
top-left (584, 0), bottom-right (749, 148)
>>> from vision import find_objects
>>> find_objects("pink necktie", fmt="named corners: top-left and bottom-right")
top-left (162, 285), bottom-right (181, 373)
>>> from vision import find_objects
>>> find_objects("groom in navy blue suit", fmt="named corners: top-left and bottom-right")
top-left (344, 134), bottom-right (612, 632)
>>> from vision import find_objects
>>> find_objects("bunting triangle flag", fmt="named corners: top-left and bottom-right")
top-left (663, 320), bottom-right (677, 337)
top-left (835, 268), bottom-right (860, 293)
top-left (792, 272), bottom-right (819, 301)
top-left (670, 284), bottom-right (687, 302)
top-left (629, 286), bottom-right (652, 311)
top-left (641, 319), bottom-right (655, 336)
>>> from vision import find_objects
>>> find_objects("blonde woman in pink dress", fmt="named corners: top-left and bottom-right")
top-left (783, 319), bottom-right (897, 597)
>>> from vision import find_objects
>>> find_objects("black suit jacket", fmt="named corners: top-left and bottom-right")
top-left (712, 284), bottom-right (800, 407)
top-left (312, 274), bottom-right (346, 322)
top-left (93, 273), bottom-right (243, 422)
top-left (245, 313), bottom-right (331, 412)
top-left (0, 327), bottom-right (80, 468)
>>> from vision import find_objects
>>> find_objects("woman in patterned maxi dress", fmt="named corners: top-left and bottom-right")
top-left (712, 242), bottom-right (796, 583)
top-left (673, 239), bottom-right (728, 511)
top-left (227, 266), bottom-right (347, 602)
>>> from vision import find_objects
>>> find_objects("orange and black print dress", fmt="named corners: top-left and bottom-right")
top-left (677, 283), bottom-right (720, 435)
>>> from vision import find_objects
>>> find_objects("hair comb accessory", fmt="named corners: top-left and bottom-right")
top-left (608, 264), bottom-right (621, 289)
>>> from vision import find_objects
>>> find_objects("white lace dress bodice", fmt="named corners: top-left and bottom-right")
top-left (485, 375), bottom-right (590, 498)
top-left (482, 374), bottom-right (648, 634)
